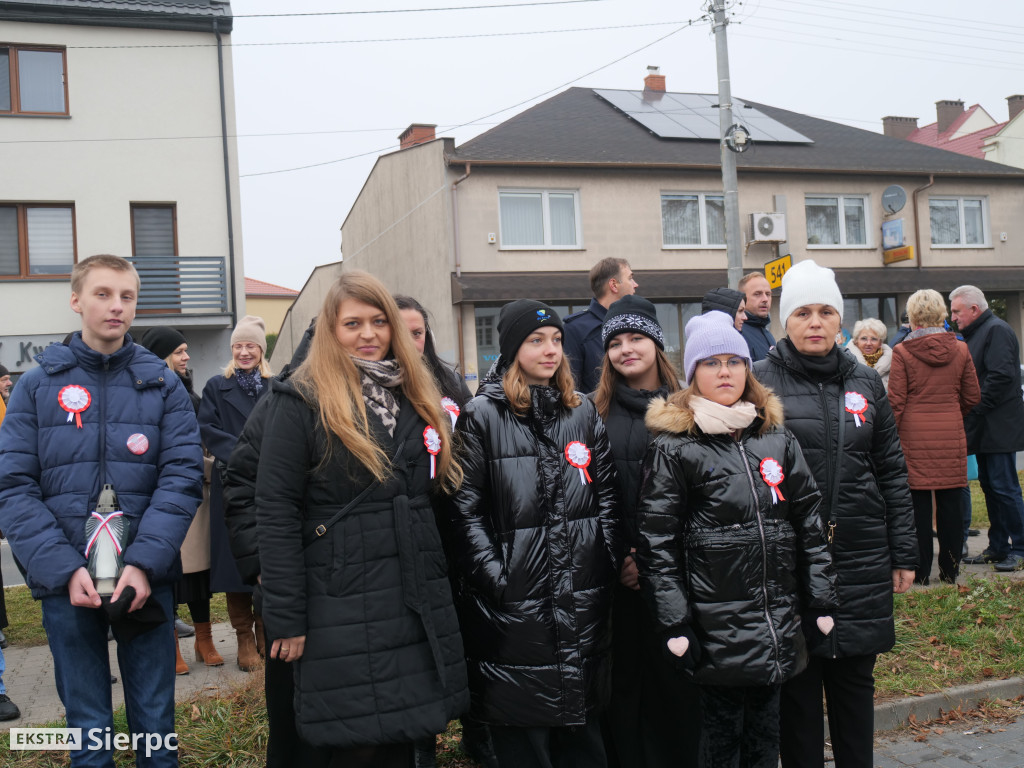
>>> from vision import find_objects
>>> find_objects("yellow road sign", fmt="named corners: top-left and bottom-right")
top-left (765, 254), bottom-right (792, 289)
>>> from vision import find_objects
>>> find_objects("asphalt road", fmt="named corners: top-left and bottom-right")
top-left (2, 537), bottom-right (24, 588)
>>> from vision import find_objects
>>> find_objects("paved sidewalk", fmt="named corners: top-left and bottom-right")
top-left (873, 716), bottom-right (1024, 767)
top-left (1, 621), bottom-right (253, 726)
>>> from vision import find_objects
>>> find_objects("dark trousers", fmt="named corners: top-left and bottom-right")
top-left (912, 488), bottom-right (964, 584)
top-left (490, 719), bottom-right (606, 768)
top-left (328, 743), bottom-right (413, 768)
top-left (779, 654), bottom-right (876, 768)
top-left (264, 623), bottom-right (330, 768)
top-left (962, 485), bottom-right (972, 544)
top-left (603, 585), bottom-right (701, 768)
top-left (977, 452), bottom-right (1024, 559)
top-left (699, 684), bottom-right (780, 768)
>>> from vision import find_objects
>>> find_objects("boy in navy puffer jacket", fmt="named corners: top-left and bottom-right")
top-left (0, 254), bottom-right (202, 767)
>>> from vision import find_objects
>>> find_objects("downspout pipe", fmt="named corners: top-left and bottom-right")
top-left (451, 163), bottom-right (471, 375)
top-left (911, 174), bottom-right (935, 271)
top-left (214, 19), bottom-right (238, 325)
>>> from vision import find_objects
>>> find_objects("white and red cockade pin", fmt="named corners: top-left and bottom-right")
top-left (845, 391), bottom-right (868, 427)
top-left (441, 396), bottom-right (460, 430)
top-left (423, 425), bottom-right (441, 478)
top-left (759, 457), bottom-right (786, 504)
top-left (58, 384), bottom-right (91, 429)
top-left (126, 433), bottom-right (150, 455)
top-left (565, 441), bottom-right (593, 486)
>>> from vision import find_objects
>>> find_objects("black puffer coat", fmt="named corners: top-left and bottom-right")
top-left (960, 309), bottom-right (1024, 454)
top-left (450, 366), bottom-right (623, 727)
top-left (255, 378), bottom-right (468, 748)
top-left (636, 395), bottom-right (836, 686)
top-left (754, 340), bottom-right (917, 658)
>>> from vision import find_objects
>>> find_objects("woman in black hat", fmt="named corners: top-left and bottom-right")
top-left (592, 295), bottom-right (697, 768)
top-left (449, 299), bottom-right (623, 768)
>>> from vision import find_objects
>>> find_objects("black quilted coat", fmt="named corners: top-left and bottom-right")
top-left (754, 340), bottom-right (918, 658)
top-left (449, 368), bottom-right (623, 727)
top-left (255, 378), bottom-right (468, 748)
top-left (636, 395), bottom-right (837, 686)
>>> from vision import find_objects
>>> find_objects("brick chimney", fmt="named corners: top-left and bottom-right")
top-left (1008, 94), bottom-right (1024, 121)
top-left (643, 65), bottom-right (666, 93)
top-left (935, 100), bottom-right (964, 134)
top-left (882, 116), bottom-right (919, 140)
top-left (398, 123), bottom-right (436, 150)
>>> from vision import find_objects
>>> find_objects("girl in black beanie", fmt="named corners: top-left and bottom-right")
top-left (449, 299), bottom-right (623, 768)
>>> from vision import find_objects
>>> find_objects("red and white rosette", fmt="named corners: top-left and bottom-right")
top-left (565, 441), bottom-right (593, 486)
top-left (58, 384), bottom-right (91, 429)
top-left (759, 457), bottom-right (786, 504)
top-left (423, 425), bottom-right (441, 478)
top-left (845, 391), bottom-right (868, 427)
top-left (441, 396), bottom-right (460, 430)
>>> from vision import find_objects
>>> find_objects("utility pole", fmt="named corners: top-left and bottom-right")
top-left (711, 0), bottom-right (743, 289)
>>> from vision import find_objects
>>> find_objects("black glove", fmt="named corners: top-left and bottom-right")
top-left (102, 586), bottom-right (168, 643)
top-left (662, 624), bottom-right (702, 672)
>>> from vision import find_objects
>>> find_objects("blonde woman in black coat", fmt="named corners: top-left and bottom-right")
top-left (255, 271), bottom-right (466, 767)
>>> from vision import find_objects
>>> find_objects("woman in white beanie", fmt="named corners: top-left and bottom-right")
top-left (635, 310), bottom-right (836, 768)
top-left (198, 315), bottom-right (273, 672)
top-left (753, 260), bottom-right (917, 768)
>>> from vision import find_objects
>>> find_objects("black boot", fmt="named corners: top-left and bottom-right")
top-left (460, 716), bottom-right (499, 768)
top-left (413, 736), bottom-right (437, 768)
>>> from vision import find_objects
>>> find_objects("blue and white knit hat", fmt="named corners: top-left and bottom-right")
top-left (601, 295), bottom-right (665, 350)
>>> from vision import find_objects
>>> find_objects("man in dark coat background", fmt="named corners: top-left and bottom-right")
top-left (951, 285), bottom-right (1024, 572)
top-left (564, 258), bottom-right (638, 392)
top-left (739, 271), bottom-right (776, 361)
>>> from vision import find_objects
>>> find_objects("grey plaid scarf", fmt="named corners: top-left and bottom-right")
top-left (352, 357), bottom-right (403, 436)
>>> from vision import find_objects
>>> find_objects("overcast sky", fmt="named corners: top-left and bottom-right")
top-left (229, 0), bottom-right (1024, 290)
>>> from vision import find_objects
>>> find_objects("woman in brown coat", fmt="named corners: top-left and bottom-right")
top-left (889, 289), bottom-right (981, 584)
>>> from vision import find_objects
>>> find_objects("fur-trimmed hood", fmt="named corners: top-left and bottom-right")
top-left (645, 392), bottom-right (784, 436)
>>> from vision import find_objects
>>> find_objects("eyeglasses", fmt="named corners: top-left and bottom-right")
top-left (232, 343), bottom-right (260, 353)
top-left (698, 357), bottom-right (747, 371)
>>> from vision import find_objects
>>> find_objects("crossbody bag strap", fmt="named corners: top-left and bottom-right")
top-left (305, 408), bottom-right (423, 545)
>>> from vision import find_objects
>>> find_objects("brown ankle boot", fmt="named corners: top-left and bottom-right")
top-left (225, 592), bottom-right (260, 672)
top-left (254, 615), bottom-right (266, 658)
top-left (174, 630), bottom-right (189, 675)
top-left (193, 622), bottom-right (224, 667)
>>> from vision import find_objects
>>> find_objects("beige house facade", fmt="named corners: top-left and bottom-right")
top-left (0, 0), bottom-right (244, 386)
top-left (277, 76), bottom-right (1024, 386)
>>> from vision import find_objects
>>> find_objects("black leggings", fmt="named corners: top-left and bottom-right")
top-left (699, 684), bottom-right (780, 768)
top-left (186, 599), bottom-right (210, 624)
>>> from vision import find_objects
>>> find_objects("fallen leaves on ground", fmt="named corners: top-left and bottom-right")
top-left (905, 697), bottom-right (1024, 742)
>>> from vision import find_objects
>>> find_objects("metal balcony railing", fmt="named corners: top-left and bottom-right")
top-left (126, 255), bottom-right (229, 314)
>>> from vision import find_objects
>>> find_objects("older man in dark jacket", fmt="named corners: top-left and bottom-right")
top-left (951, 285), bottom-right (1024, 572)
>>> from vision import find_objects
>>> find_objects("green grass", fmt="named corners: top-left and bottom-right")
top-left (2, 590), bottom-right (228, 648)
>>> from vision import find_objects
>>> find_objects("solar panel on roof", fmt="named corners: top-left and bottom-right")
top-left (593, 89), bottom-right (813, 144)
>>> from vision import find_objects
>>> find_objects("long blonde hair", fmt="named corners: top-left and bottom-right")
top-left (502, 355), bottom-right (582, 416)
top-left (594, 346), bottom-right (680, 419)
top-left (668, 369), bottom-right (778, 435)
top-left (291, 271), bottom-right (462, 491)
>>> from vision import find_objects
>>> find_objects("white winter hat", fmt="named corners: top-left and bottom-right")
top-left (779, 260), bottom-right (844, 325)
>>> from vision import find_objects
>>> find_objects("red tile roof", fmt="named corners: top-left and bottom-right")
top-left (906, 105), bottom-right (1006, 159)
top-left (245, 277), bottom-right (299, 298)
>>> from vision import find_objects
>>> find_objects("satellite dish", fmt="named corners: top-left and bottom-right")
top-left (758, 216), bottom-right (775, 237)
top-left (882, 185), bottom-right (907, 214)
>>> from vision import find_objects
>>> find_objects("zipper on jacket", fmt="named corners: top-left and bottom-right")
top-left (818, 382), bottom-right (837, 546)
top-left (737, 440), bottom-right (782, 678)
top-left (98, 359), bottom-right (109, 497)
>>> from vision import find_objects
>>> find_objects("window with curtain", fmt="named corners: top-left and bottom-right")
top-left (929, 196), bottom-right (988, 247)
top-left (661, 193), bottom-right (725, 247)
top-left (131, 206), bottom-right (177, 258)
top-left (805, 195), bottom-right (869, 247)
top-left (498, 190), bottom-right (580, 248)
top-left (0, 46), bottom-right (67, 115)
top-left (0, 204), bottom-right (75, 277)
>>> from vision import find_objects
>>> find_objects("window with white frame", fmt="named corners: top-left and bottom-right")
top-left (498, 190), bottom-right (581, 248)
top-left (805, 195), bottom-right (869, 247)
top-left (929, 196), bottom-right (988, 247)
top-left (661, 193), bottom-right (725, 247)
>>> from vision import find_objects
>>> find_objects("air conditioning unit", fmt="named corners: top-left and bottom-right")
top-left (750, 212), bottom-right (787, 242)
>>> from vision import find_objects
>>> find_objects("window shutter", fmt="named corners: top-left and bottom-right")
top-left (27, 208), bottom-right (73, 274)
top-left (0, 207), bottom-right (19, 275)
top-left (132, 207), bottom-right (176, 257)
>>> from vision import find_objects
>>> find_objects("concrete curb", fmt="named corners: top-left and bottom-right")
top-left (822, 677), bottom-right (1024, 738)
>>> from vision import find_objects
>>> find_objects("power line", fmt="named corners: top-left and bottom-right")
top-left (66, 20), bottom-right (688, 49)
top-left (241, 17), bottom-right (710, 178)
top-left (771, 0), bottom-right (1024, 35)
top-left (234, 0), bottom-right (605, 18)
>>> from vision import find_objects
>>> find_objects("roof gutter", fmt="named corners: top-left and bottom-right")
top-left (214, 19), bottom-right (238, 327)
top-left (912, 174), bottom-right (935, 271)
top-left (451, 162), bottom-right (471, 380)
